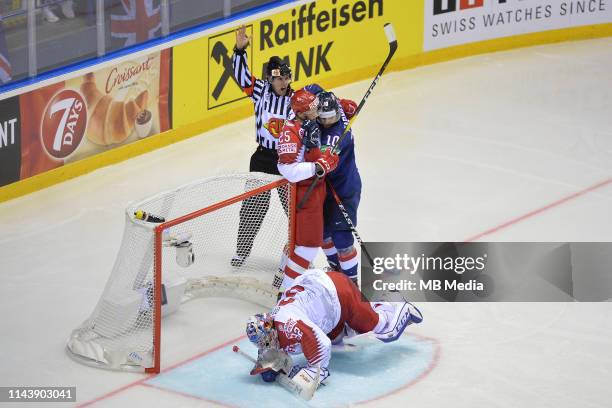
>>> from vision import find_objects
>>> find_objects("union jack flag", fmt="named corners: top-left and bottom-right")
top-left (110, 0), bottom-right (161, 47)
top-left (0, 22), bottom-right (12, 84)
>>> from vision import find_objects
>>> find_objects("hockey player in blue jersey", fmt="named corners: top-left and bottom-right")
top-left (303, 85), bottom-right (361, 283)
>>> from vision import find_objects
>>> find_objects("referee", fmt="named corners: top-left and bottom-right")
top-left (231, 25), bottom-right (293, 267)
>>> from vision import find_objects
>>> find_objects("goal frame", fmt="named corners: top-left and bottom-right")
top-left (147, 177), bottom-right (296, 373)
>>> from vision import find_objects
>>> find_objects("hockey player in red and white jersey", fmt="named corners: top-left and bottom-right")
top-left (276, 88), bottom-right (339, 290)
top-left (246, 269), bottom-right (423, 394)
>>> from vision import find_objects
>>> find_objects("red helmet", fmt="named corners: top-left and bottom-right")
top-left (291, 89), bottom-right (318, 114)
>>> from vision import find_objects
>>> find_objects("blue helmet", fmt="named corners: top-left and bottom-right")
top-left (317, 91), bottom-right (341, 125)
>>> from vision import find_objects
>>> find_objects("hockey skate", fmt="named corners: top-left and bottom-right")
top-left (373, 301), bottom-right (423, 343)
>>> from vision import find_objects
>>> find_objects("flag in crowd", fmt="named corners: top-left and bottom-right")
top-left (110, 0), bottom-right (161, 47)
top-left (0, 21), bottom-right (13, 84)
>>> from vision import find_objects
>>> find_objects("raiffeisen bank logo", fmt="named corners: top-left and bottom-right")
top-left (433, 0), bottom-right (509, 15)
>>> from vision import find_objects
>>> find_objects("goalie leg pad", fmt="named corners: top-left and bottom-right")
top-left (373, 301), bottom-right (423, 343)
top-left (289, 365), bottom-right (329, 384)
top-left (283, 365), bottom-right (328, 399)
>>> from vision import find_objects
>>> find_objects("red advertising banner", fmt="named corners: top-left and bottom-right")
top-left (12, 48), bottom-right (171, 185)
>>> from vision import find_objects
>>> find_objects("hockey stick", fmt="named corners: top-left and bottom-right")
top-left (297, 23), bottom-right (398, 210)
top-left (325, 180), bottom-right (375, 267)
top-left (232, 345), bottom-right (319, 400)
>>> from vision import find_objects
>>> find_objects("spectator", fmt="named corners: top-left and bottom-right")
top-left (42, 1), bottom-right (75, 23)
top-left (0, 19), bottom-right (12, 84)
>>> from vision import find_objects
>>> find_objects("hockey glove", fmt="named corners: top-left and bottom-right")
top-left (261, 369), bottom-right (280, 382)
top-left (289, 365), bottom-right (330, 385)
top-left (340, 98), bottom-right (358, 119)
top-left (301, 119), bottom-right (321, 149)
top-left (250, 348), bottom-right (293, 383)
top-left (314, 150), bottom-right (339, 178)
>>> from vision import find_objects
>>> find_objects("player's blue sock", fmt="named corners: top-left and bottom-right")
top-left (338, 246), bottom-right (359, 280)
top-left (323, 239), bottom-right (340, 271)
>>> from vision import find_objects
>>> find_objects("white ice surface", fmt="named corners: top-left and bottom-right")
top-left (0, 38), bottom-right (611, 407)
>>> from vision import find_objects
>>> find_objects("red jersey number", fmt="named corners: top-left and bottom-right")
top-left (279, 129), bottom-right (293, 143)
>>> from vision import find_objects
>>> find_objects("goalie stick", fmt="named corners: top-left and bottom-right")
top-left (232, 345), bottom-right (320, 401)
top-left (297, 23), bottom-right (398, 210)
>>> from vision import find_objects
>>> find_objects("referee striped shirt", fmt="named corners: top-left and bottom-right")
top-left (232, 49), bottom-right (293, 150)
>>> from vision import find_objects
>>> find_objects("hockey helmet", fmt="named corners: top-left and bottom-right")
top-left (266, 56), bottom-right (292, 80)
top-left (246, 313), bottom-right (279, 350)
top-left (291, 89), bottom-right (319, 115)
top-left (317, 91), bottom-right (341, 125)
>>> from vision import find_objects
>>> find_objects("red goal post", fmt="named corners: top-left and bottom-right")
top-left (67, 173), bottom-right (295, 373)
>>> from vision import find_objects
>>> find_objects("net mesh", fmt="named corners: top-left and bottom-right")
top-left (67, 173), bottom-right (292, 371)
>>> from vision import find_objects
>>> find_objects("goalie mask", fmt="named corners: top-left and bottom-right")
top-left (246, 313), bottom-right (279, 350)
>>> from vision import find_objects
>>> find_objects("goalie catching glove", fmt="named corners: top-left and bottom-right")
top-left (250, 348), bottom-right (293, 382)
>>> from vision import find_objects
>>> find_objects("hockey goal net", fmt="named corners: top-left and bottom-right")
top-left (66, 173), bottom-right (294, 373)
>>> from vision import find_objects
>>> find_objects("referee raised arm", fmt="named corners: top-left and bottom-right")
top-left (231, 25), bottom-right (293, 267)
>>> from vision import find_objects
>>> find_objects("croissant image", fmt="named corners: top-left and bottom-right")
top-left (80, 73), bottom-right (149, 145)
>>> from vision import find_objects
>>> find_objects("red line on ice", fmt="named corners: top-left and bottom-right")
top-left (357, 334), bottom-right (441, 405)
top-left (140, 382), bottom-right (235, 407)
top-left (464, 178), bottom-right (612, 242)
top-left (76, 334), bottom-right (246, 407)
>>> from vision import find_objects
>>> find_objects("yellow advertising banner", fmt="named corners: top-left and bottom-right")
top-left (173, 0), bottom-right (423, 128)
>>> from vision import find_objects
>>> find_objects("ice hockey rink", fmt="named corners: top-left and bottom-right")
top-left (1, 37), bottom-right (611, 407)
